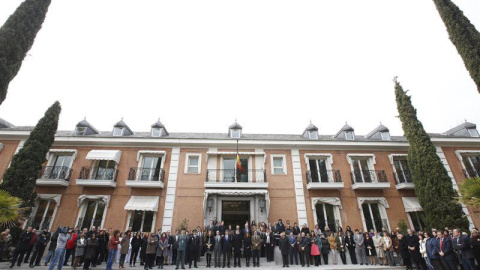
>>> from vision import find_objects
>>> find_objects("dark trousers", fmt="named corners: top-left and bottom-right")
top-left (322, 253), bottom-right (328, 264)
top-left (298, 251), bottom-right (305, 266)
top-left (24, 246), bottom-right (34, 263)
top-left (245, 255), bottom-right (250, 267)
top-left (119, 253), bottom-right (127, 267)
top-left (206, 253), bottom-right (212, 267)
top-left (282, 254), bottom-right (288, 267)
top-left (289, 248), bottom-right (298, 265)
top-left (83, 258), bottom-right (92, 270)
top-left (11, 249), bottom-right (26, 266)
top-left (176, 250), bottom-right (185, 268)
top-left (314, 255), bottom-right (320, 266)
top-left (304, 251), bottom-right (310, 266)
top-left (64, 249), bottom-right (74, 265)
top-left (339, 249), bottom-right (346, 264)
top-left (96, 248), bottom-right (106, 265)
top-left (30, 245), bottom-right (46, 266)
top-left (222, 251), bottom-right (231, 267)
top-left (431, 258), bottom-right (446, 270)
top-left (145, 253), bottom-right (155, 269)
top-left (233, 252), bottom-right (241, 267)
top-left (157, 255), bottom-right (164, 268)
top-left (440, 258), bottom-right (456, 270)
top-left (252, 250), bottom-right (260, 266)
top-left (130, 248), bottom-right (140, 265)
top-left (265, 244), bottom-right (273, 262)
top-left (172, 249), bottom-right (177, 265)
top-left (189, 252), bottom-right (198, 268)
top-left (348, 248), bottom-right (357, 264)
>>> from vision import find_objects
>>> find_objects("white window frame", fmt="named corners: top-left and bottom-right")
top-left (455, 150), bottom-right (480, 178)
top-left (185, 153), bottom-right (202, 174)
top-left (90, 159), bottom-right (118, 179)
top-left (347, 154), bottom-right (376, 183)
top-left (357, 197), bottom-right (390, 232)
top-left (74, 127), bottom-right (86, 136)
top-left (308, 131), bottom-right (318, 140)
top-left (113, 127), bottom-right (124, 136)
top-left (345, 131), bottom-right (355, 140)
top-left (380, 132), bottom-right (390, 140)
top-left (388, 154), bottom-right (410, 182)
top-left (137, 153), bottom-right (166, 181)
top-left (76, 199), bottom-right (108, 229)
top-left (230, 129), bottom-right (241, 139)
top-left (407, 211), bottom-right (426, 232)
top-left (468, 128), bottom-right (480, 137)
top-left (27, 194), bottom-right (62, 231)
top-left (271, 154), bottom-right (287, 175)
top-left (151, 128), bottom-right (162, 137)
top-left (46, 150), bottom-right (77, 167)
top-left (125, 210), bottom-right (157, 232)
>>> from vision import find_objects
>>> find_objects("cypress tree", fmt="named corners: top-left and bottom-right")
top-left (394, 78), bottom-right (469, 230)
top-left (0, 101), bottom-right (61, 208)
top-left (432, 0), bottom-right (480, 93)
top-left (0, 0), bottom-right (52, 105)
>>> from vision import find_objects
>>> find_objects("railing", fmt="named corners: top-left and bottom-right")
top-left (393, 170), bottom-right (413, 184)
top-left (350, 170), bottom-right (387, 184)
top-left (463, 165), bottom-right (480, 178)
top-left (317, 219), bottom-right (340, 233)
top-left (38, 166), bottom-right (72, 181)
top-left (77, 217), bottom-right (103, 229)
top-left (27, 217), bottom-right (52, 230)
top-left (364, 218), bottom-right (389, 232)
top-left (306, 170), bottom-right (342, 183)
top-left (128, 167), bottom-right (165, 182)
top-left (79, 167), bottom-right (118, 181)
top-left (206, 169), bottom-right (266, 182)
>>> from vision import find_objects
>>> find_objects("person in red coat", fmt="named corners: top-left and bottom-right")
top-left (23, 229), bottom-right (37, 264)
top-left (64, 232), bottom-right (78, 266)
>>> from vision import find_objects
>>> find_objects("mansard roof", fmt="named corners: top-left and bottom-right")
top-left (365, 124), bottom-right (389, 139)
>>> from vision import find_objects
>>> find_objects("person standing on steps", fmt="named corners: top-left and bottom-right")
top-left (251, 230), bottom-right (262, 267)
top-left (278, 232), bottom-right (290, 268)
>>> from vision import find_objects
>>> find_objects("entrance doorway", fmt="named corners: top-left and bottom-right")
top-left (222, 201), bottom-right (249, 229)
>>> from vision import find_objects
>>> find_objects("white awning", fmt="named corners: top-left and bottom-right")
top-left (86, 150), bottom-right (122, 163)
top-left (47, 149), bottom-right (78, 160)
top-left (402, 197), bottom-right (423, 212)
top-left (136, 150), bottom-right (166, 161)
top-left (357, 197), bottom-right (389, 209)
top-left (125, 196), bottom-right (159, 212)
top-left (77, 195), bottom-right (110, 207)
top-left (203, 189), bottom-right (270, 217)
top-left (312, 197), bottom-right (342, 209)
top-left (37, 194), bottom-right (62, 205)
top-left (206, 152), bottom-right (265, 156)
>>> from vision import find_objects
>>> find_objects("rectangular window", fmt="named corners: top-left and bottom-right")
top-left (408, 211), bottom-right (426, 232)
top-left (222, 157), bottom-right (249, 182)
top-left (352, 158), bottom-right (373, 183)
top-left (468, 129), bottom-right (480, 137)
top-left (393, 158), bottom-right (413, 183)
top-left (151, 128), bottom-right (162, 137)
top-left (345, 131), bottom-right (355, 140)
top-left (308, 131), bottom-right (318, 140)
top-left (187, 155), bottom-right (200, 173)
top-left (315, 203), bottom-right (337, 232)
top-left (362, 203), bottom-right (384, 232)
top-left (308, 158), bottom-right (329, 182)
top-left (113, 127), bottom-right (124, 136)
top-left (140, 156), bottom-right (162, 181)
top-left (462, 155), bottom-right (480, 178)
top-left (381, 132), bottom-right (390, 140)
top-left (43, 154), bottom-right (73, 180)
top-left (75, 127), bottom-right (86, 136)
top-left (92, 160), bottom-right (116, 180)
top-left (129, 210), bottom-right (154, 232)
top-left (272, 156), bottom-right (285, 174)
top-left (31, 199), bottom-right (57, 230)
top-left (79, 200), bottom-right (105, 229)
top-left (230, 130), bottom-right (241, 138)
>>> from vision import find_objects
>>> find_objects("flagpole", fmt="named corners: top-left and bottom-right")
top-left (236, 139), bottom-right (239, 182)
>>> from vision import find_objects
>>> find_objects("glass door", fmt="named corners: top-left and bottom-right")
top-left (50, 155), bottom-right (72, 179)
top-left (140, 156), bottom-right (162, 181)
top-left (309, 159), bottom-right (329, 182)
top-left (80, 200), bottom-right (106, 229)
top-left (362, 203), bottom-right (383, 231)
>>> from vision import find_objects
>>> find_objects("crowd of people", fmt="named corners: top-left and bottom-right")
top-left (2, 219), bottom-right (480, 270)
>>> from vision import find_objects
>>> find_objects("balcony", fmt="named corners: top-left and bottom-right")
top-left (394, 170), bottom-right (415, 189)
top-left (205, 169), bottom-right (268, 189)
top-left (76, 167), bottom-right (118, 187)
top-left (126, 167), bottom-right (165, 188)
top-left (350, 170), bottom-right (390, 189)
top-left (36, 166), bottom-right (72, 186)
top-left (306, 170), bottom-right (344, 189)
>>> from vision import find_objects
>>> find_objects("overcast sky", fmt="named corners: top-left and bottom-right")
top-left (0, 0), bottom-right (479, 136)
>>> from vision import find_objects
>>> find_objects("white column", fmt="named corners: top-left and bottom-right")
top-left (161, 147), bottom-right (180, 232)
top-left (291, 149), bottom-right (308, 226)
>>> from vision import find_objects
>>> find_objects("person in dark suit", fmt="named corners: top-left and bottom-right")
top-left (188, 230), bottom-right (200, 268)
top-left (264, 229), bottom-right (274, 262)
top-left (435, 230), bottom-right (456, 270)
top-left (243, 233), bottom-right (252, 267)
top-left (292, 223), bottom-right (300, 236)
top-left (205, 231), bottom-right (215, 268)
top-left (29, 229), bottom-right (49, 267)
top-left (213, 231), bottom-right (222, 268)
top-left (345, 230), bottom-right (357, 264)
top-left (276, 220), bottom-right (285, 234)
top-left (405, 229), bottom-right (422, 270)
top-left (175, 230), bottom-right (187, 270)
top-left (232, 229), bottom-right (243, 267)
top-left (172, 231), bottom-right (180, 266)
top-left (221, 230), bottom-right (232, 268)
top-left (251, 231), bottom-right (262, 267)
top-left (300, 224), bottom-right (310, 235)
top-left (217, 222), bottom-right (225, 236)
top-left (299, 232), bottom-right (309, 267)
top-left (454, 229), bottom-right (475, 270)
top-left (278, 232), bottom-right (290, 267)
top-left (10, 227), bottom-right (34, 268)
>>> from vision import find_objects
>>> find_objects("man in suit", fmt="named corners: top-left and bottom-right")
top-left (287, 232), bottom-right (298, 265)
top-left (406, 229), bottom-right (422, 269)
top-left (264, 229), bottom-right (275, 262)
top-left (175, 230), bottom-right (187, 270)
top-left (189, 230), bottom-right (200, 268)
top-left (336, 231), bottom-right (347, 264)
top-left (435, 230), bottom-right (456, 270)
top-left (345, 231), bottom-right (357, 264)
top-left (299, 232), bottom-right (309, 267)
top-left (207, 221), bottom-right (216, 235)
top-left (172, 231), bottom-right (180, 266)
top-left (214, 231), bottom-right (222, 268)
top-left (354, 229), bottom-right (366, 265)
top-left (278, 232), bottom-right (290, 267)
top-left (10, 227), bottom-right (34, 268)
top-left (221, 229), bottom-right (232, 268)
top-left (232, 229), bottom-right (243, 267)
top-left (454, 229), bottom-right (476, 270)
top-left (251, 230), bottom-right (262, 267)
top-left (276, 219), bottom-right (285, 234)
top-left (292, 223), bottom-right (300, 236)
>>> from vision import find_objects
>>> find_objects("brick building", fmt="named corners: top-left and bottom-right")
top-left (0, 118), bottom-right (479, 233)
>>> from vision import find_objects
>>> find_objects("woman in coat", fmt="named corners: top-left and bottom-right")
top-left (130, 232), bottom-right (142, 267)
top-left (243, 232), bottom-right (251, 267)
top-left (156, 232), bottom-right (168, 269)
top-left (141, 233), bottom-right (149, 266)
top-left (471, 229), bottom-right (480, 267)
top-left (398, 234), bottom-right (412, 270)
top-left (83, 233), bottom-right (98, 270)
top-left (365, 233), bottom-right (376, 265)
top-left (119, 231), bottom-right (131, 269)
top-left (310, 232), bottom-right (320, 266)
top-left (328, 231), bottom-right (337, 265)
top-left (205, 230), bottom-right (215, 267)
top-left (345, 230), bottom-right (357, 264)
top-left (73, 234), bottom-right (86, 270)
top-left (320, 234), bottom-right (330, 265)
top-left (383, 232), bottom-right (396, 266)
top-left (145, 232), bottom-right (158, 270)
top-left (372, 231), bottom-right (385, 265)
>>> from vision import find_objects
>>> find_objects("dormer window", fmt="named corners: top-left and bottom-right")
top-left (468, 128), bottom-right (479, 137)
top-left (75, 127), bottom-right (86, 136)
top-left (345, 131), bottom-right (355, 140)
top-left (230, 129), bottom-right (241, 139)
top-left (380, 131), bottom-right (390, 140)
top-left (308, 131), bottom-right (318, 139)
top-left (113, 127), bottom-right (124, 136)
top-left (151, 128), bottom-right (162, 137)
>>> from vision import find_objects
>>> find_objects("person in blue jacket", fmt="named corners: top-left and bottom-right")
top-left (435, 230), bottom-right (456, 270)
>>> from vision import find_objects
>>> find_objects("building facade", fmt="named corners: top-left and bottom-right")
top-left (0, 118), bottom-right (479, 233)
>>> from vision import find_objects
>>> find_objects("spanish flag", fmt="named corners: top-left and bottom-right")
top-left (236, 154), bottom-right (243, 172)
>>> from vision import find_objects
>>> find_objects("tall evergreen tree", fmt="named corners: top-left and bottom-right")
top-left (394, 78), bottom-right (469, 230)
top-left (0, 101), bottom-right (61, 208)
top-left (0, 0), bottom-right (52, 105)
top-left (432, 0), bottom-right (480, 93)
